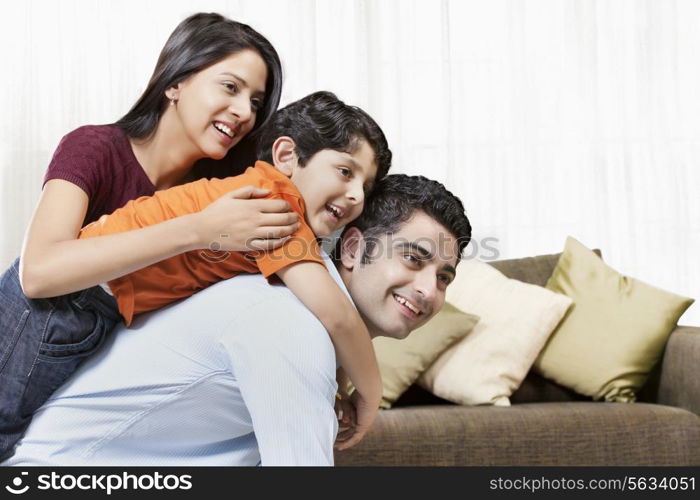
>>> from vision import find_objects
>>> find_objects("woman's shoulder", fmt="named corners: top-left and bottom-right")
top-left (55, 124), bottom-right (127, 155)
top-left (45, 124), bottom-right (149, 211)
top-left (50, 124), bottom-right (137, 175)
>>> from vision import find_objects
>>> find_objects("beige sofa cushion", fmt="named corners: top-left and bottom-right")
top-left (419, 258), bottom-right (572, 406)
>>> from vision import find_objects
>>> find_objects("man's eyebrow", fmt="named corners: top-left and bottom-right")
top-left (395, 241), bottom-right (432, 259)
top-left (442, 264), bottom-right (457, 277)
top-left (219, 72), bottom-right (265, 97)
top-left (395, 241), bottom-right (457, 276)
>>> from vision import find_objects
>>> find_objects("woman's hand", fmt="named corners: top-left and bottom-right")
top-left (192, 185), bottom-right (299, 252)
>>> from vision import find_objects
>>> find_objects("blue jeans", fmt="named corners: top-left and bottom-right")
top-left (0, 258), bottom-right (121, 459)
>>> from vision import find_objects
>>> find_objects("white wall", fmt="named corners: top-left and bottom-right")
top-left (1, 0), bottom-right (698, 324)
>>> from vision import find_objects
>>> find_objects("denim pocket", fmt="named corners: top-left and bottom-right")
top-left (37, 324), bottom-right (106, 360)
top-left (23, 303), bottom-right (116, 417)
top-left (37, 292), bottom-right (112, 361)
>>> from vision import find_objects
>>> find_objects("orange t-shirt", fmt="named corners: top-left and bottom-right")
top-left (79, 161), bottom-right (324, 326)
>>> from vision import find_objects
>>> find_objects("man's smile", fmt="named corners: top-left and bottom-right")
top-left (392, 292), bottom-right (425, 319)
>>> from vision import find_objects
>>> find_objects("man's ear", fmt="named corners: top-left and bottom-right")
top-left (339, 227), bottom-right (363, 271)
top-left (271, 136), bottom-right (298, 177)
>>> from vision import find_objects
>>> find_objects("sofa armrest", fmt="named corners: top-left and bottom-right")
top-left (657, 326), bottom-right (700, 416)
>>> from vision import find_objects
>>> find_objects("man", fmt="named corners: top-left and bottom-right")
top-left (4, 174), bottom-right (471, 466)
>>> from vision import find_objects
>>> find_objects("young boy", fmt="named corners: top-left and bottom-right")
top-left (0, 91), bottom-right (391, 457)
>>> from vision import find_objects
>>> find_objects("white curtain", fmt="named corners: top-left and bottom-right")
top-left (2, 0), bottom-right (698, 324)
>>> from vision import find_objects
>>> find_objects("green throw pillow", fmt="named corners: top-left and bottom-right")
top-left (370, 303), bottom-right (479, 408)
top-left (534, 236), bottom-right (694, 402)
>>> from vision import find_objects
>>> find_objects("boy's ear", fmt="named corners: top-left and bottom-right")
top-left (271, 136), bottom-right (298, 177)
top-left (339, 227), bottom-right (363, 271)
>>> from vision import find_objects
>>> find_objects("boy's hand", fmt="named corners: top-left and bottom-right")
top-left (334, 393), bottom-right (356, 441)
top-left (333, 390), bottom-right (379, 451)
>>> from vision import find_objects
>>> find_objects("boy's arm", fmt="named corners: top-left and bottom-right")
top-left (276, 262), bottom-right (383, 430)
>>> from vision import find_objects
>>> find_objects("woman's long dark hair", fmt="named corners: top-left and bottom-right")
top-left (116, 12), bottom-right (283, 177)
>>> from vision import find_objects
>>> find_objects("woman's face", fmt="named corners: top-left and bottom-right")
top-left (170, 49), bottom-right (268, 160)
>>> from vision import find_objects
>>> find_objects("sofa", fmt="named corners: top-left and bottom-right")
top-left (334, 250), bottom-right (700, 466)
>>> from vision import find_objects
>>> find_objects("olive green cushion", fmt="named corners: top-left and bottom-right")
top-left (535, 236), bottom-right (695, 402)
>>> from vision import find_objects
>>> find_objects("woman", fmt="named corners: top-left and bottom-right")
top-left (19, 12), bottom-right (297, 299)
top-left (0, 12), bottom-right (296, 458)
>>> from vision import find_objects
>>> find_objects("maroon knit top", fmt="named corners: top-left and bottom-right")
top-left (43, 125), bottom-right (156, 225)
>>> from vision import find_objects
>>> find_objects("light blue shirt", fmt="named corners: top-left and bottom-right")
top-left (5, 255), bottom-right (344, 466)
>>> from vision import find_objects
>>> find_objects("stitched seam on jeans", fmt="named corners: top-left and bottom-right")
top-left (81, 369), bottom-right (229, 458)
top-left (70, 288), bottom-right (90, 310)
top-left (26, 303), bottom-right (56, 378)
top-left (0, 309), bottom-right (30, 372)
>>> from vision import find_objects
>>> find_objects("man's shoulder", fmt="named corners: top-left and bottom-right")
top-left (207, 252), bottom-right (351, 323)
top-left (126, 251), bottom-right (351, 345)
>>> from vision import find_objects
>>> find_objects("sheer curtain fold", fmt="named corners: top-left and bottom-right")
top-left (2, 0), bottom-right (697, 323)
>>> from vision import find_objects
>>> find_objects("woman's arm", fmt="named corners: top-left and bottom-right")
top-left (20, 180), bottom-right (298, 298)
top-left (276, 261), bottom-right (383, 443)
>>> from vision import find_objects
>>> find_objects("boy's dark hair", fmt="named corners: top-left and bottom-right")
top-left (341, 174), bottom-right (472, 264)
top-left (256, 91), bottom-right (392, 181)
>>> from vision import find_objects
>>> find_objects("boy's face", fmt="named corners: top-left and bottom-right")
top-left (289, 140), bottom-right (377, 237)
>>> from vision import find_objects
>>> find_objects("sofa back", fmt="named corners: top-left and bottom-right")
top-left (487, 249), bottom-right (600, 287)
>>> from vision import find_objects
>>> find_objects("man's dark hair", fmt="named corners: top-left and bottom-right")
top-left (341, 174), bottom-right (472, 264)
top-left (256, 91), bottom-right (392, 181)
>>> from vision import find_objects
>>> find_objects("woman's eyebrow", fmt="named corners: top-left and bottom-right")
top-left (219, 71), bottom-right (246, 83)
top-left (219, 72), bottom-right (265, 97)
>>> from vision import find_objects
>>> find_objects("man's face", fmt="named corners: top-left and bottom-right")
top-left (339, 210), bottom-right (460, 340)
